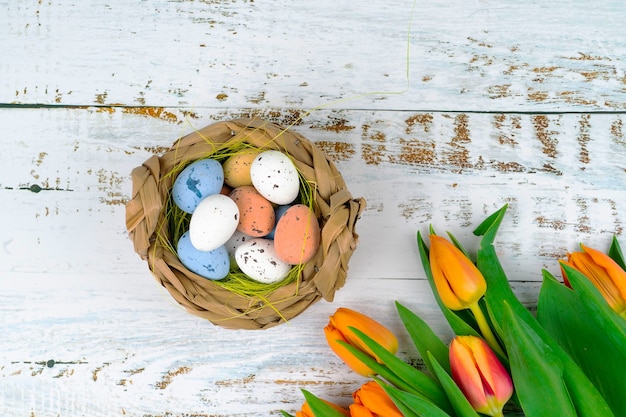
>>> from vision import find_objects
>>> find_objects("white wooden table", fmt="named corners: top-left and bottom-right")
top-left (2, 1), bottom-right (625, 415)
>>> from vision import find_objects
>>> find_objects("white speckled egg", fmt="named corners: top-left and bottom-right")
top-left (172, 158), bottom-right (225, 213)
top-left (189, 194), bottom-right (239, 251)
top-left (234, 238), bottom-right (292, 284)
top-left (177, 231), bottom-right (230, 280)
top-left (250, 150), bottom-right (300, 205)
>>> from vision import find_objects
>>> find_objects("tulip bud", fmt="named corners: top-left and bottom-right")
top-left (350, 381), bottom-right (403, 417)
top-left (563, 244), bottom-right (626, 315)
top-left (296, 398), bottom-right (350, 417)
top-left (449, 336), bottom-right (513, 417)
top-left (324, 308), bottom-right (398, 377)
top-left (429, 235), bottom-right (487, 311)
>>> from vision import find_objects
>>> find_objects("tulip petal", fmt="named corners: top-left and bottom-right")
top-left (324, 324), bottom-right (375, 377)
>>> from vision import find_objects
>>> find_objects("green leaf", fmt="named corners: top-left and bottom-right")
top-left (301, 390), bottom-right (347, 417)
top-left (474, 206), bottom-right (615, 416)
top-left (396, 301), bottom-right (450, 375)
top-left (499, 301), bottom-right (577, 417)
top-left (608, 236), bottom-right (626, 270)
top-left (279, 412), bottom-right (295, 417)
top-left (473, 205), bottom-right (539, 340)
top-left (380, 381), bottom-right (454, 417)
top-left (346, 327), bottom-right (453, 414)
top-left (427, 352), bottom-right (481, 417)
top-left (538, 266), bottom-right (626, 417)
top-left (417, 231), bottom-right (481, 337)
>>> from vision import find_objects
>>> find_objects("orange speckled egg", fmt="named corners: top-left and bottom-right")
top-left (229, 186), bottom-right (275, 237)
top-left (223, 149), bottom-right (260, 188)
top-left (274, 204), bottom-right (320, 264)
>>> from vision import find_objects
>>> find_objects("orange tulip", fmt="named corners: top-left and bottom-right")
top-left (296, 398), bottom-right (350, 417)
top-left (449, 336), bottom-right (513, 417)
top-left (563, 244), bottom-right (626, 316)
top-left (349, 381), bottom-right (403, 417)
top-left (324, 308), bottom-right (398, 377)
top-left (429, 235), bottom-right (486, 311)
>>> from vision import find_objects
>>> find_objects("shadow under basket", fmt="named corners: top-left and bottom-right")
top-left (125, 118), bottom-right (365, 330)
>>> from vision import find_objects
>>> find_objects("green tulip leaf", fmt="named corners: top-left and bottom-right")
top-left (417, 230), bottom-right (481, 337)
top-left (301, 390), bottom-right (348, 417)
top-left (499, 301), bottom-right (578, 417)
top-left (427, 352), bottom-right (481, 417)
top-left (538, 266), bottom-right (626, 417)
top-left (379, 381), bottom-right (454, 417)
top-left (608, 236), bottom-right (626, 270)
top-left (396, 301), bottom-right (450, 375)
top-left (345, 327), bottom-right (453, 413)
top-left (279, 412), bottom-right (295, 417)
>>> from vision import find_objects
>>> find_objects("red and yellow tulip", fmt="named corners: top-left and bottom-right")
top-left (449, 336), bottom-right (513, 417)
top-left (324, 307), bottom-right (398, 377)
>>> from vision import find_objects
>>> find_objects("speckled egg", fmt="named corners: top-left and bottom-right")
top-left (274, 204), bottom-right (320, 264)
top-left (177, 231), bottom-right (230, 280)
top-left (172, 158), bottom-right (225, 213)
top-left (229, 186), bottom-right (275, 237)
top-left (223, 148), bottom-right (260, 188)
top-left (224, 229), bottom-right (252, 268)
top-left (235, 238), bottom-right (292, 284)
top-left (189, 194), bottom-right (239, 251)
top-left (265, 204), bottom-right (291, 240)
top-left (250, 150), bottom-right (300, 205)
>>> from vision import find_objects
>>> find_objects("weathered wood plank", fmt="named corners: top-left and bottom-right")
top-left (1, 107), bottom-right (624, 282)
top-left (1, 271), bottom-right (540, 416)
top-left (2, 0), bottom-right (626, 110)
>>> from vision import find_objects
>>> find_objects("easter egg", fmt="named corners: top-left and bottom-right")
top-left (250, 150), bottom-right (300, 205)
top-left (172, 158), bottom-right (225, 213)
top-left (235, 238), bottom-right (292, 284)
top-left (229, 186), bottom-right (275, 237)
top-left (265, 204), bottom-right (291, 240)
top-left (176, 232), bottom-right (230, 280)
top-left (189, 194), bottom-right (239, 251)
top-left (223, 148), bottom-right (260, 188)
top-left (225, 229), bottom-right (252, 268)
top-left (274, 204), bottom-right (320, 264)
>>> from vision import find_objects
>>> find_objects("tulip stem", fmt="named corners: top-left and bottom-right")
top-left (469, 302), bottom-right (505, 358)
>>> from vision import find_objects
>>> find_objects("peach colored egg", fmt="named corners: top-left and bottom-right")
top-left (274, 204), bottom-right (320, 264)
top-left (223, 149), bottom-right (260, 188)
top-left (229, 186), bottom-right (275, 237)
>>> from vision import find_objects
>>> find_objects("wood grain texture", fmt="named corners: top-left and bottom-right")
top-left (2, 0), bottom-right (626, 110)
top-left (1, 0), bottom-right (626, 415)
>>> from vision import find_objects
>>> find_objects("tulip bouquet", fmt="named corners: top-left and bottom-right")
top-left (282, 205), bottom-right (626, 417)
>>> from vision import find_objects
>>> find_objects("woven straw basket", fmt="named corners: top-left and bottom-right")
top-left (125, 118), bottom-right (365, 330)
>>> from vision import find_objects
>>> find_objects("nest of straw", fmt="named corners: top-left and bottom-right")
top-left (125, 118), bottom-right (365, 330)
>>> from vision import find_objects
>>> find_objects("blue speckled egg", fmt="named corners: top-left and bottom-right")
top-left (172, 158), bottom-right (225, 213)
top-left (176, 231), bottom-right (230, 280)
top-left (265, 204), bottom-right (291, 239)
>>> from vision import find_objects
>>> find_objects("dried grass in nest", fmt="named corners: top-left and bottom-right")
top-left (125, 117), bottom-right (365, 330)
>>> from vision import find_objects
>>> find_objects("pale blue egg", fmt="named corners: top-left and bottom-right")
top-left (172, 158), bottom-right (225, 213)
top-left (176, 231), bottom-right (230, 280)
top-left (265, 204), bottom-right (291, 239)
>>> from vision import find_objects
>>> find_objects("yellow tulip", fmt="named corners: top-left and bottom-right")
top-left (429, 235), bottom-right (486, 311)
top-left (563, 244), bottom-right (626, 316)
top-left (350, 381), bottom-right (403, 417)
top-left (296, 398), bottom-right (350, 417)
top-left (324, 308), bottom-right (398, 377)
top-left (428, 234), bottom-right (505, 356)
top-left (449, 336), bottom-right (513, 417)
